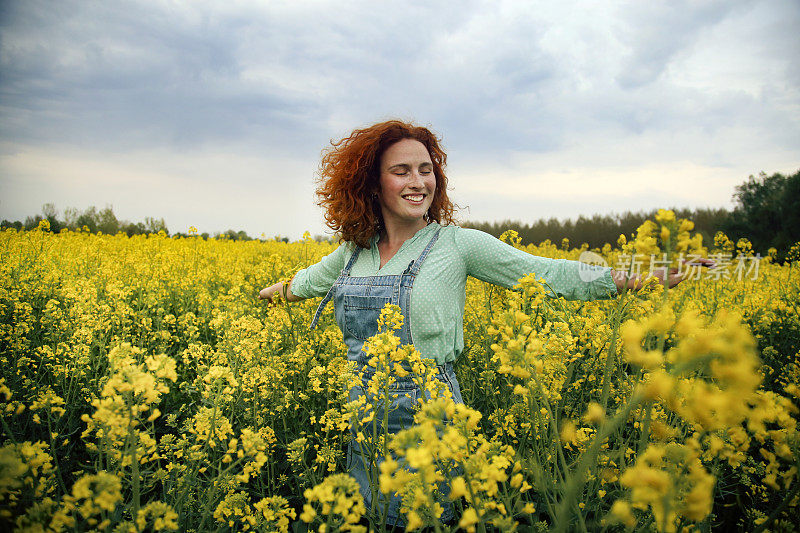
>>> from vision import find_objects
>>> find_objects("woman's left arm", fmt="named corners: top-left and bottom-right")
top-left (459, 228), bottom-right (617, 300)
top-left (458, 228), bottom-right (714, 301)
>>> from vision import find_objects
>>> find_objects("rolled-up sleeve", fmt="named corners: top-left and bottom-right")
top-left (457, 228), bottom-right (618, 301)
top-left (290, 244), bottom-right (349, 299)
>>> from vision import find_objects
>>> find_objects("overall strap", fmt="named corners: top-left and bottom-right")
top-left (341, 246), bottom-right (363, 276)
top-left (310, 245), bottom-right (363, 329)
top-left (404, 228), bottom-right (441, 276)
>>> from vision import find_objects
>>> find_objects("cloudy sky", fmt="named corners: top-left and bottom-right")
top-left (1, 0), bottom-right (798, 239)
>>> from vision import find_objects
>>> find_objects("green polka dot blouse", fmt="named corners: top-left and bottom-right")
top-left (291, 223), bottom-right (618, 365)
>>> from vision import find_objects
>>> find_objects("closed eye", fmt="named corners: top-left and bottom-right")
top-left (388, 164), bottom-right (410, 175)
top-left (387, 163), bottom-right (433, 175)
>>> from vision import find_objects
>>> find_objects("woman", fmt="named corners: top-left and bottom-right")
top-left (258, 120), bottom-right (698, 526)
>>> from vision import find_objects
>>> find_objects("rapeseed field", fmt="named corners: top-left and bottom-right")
top-left (1, 211), bottom-right (798, 532)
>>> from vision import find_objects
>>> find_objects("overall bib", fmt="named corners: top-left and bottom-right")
top-left (310, 228), bottom-right (464, 526)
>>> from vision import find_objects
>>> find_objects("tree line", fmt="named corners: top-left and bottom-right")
top-left (464, 207), bottom-right (728, 251)
top-left (464, 170), bottom-right (799, 261)
top-left (1, 204), bottom-right (170, 237)
top-left (3, 170), bottom-right (798, 258)
top-left (0, 204), bottom-right (260, 241)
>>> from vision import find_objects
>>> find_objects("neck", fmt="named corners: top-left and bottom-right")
top-left (380, 218), bottom-right (429, 247)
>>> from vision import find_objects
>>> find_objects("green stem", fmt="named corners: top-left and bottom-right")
top-left (174, 389), bottom-right (221, 517)
top-left (464, 477), bottom-right (488, 533)
top-left (380, 376), bottom-right (392, 530)
top-left (46, 412), bottom-right (68, 495)
top-left (600, 292), bottom-right (629, 410)
top-left (529, 376), bottom-right (589, 532)
top-left (0, 411), bottom-right (20, 446)
top-left (553, 395), bottom-right (642, 533)
top-left (751, 477), bottom-right (800, 533)
top-left (127, 402), bottom-right (141, 524)
top-left (281, 284), bottom-right (298, 346)
top-left (636, 403), bottom-right (653, 454)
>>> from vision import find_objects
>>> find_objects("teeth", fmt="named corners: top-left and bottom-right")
top-left (404, 195), bottom-right (424, 201)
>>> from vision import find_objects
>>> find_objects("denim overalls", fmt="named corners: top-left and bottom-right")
top-left (310, 228), bottom-right (463, 526)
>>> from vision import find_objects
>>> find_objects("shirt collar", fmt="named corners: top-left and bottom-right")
top-left (372, 222), bottom-right (439, 248)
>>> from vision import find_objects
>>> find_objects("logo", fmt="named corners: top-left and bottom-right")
top-left (578, 251), bottom-right (609, 282)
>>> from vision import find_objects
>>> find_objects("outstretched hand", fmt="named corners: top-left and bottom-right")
top-left (257, 280), bottom-right (303, 305)
top-left (652, 257), bottom-right (716, 288)
top-left (613, 257), bottom-right (716, 292)
top-left (258, 285), bottom-right (279, 305)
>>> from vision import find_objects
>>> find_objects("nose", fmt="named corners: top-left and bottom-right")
top-left (408, 169), bottom-right (425, 187)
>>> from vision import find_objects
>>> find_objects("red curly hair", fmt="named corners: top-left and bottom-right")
top-left (317, 120), bottom-right (457, 248)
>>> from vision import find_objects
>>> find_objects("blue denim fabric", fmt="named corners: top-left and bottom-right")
top-left (348, 362), bottom-right (463, 526)
top-left (311, 229), bottom-right (440, 358)
top-left (311, 228), bottom-right (463, 526)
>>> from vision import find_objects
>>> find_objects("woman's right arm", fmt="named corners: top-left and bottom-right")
top-left (258, 242), bottom-right (350, 304)
top-left (258, 280), bottom-right (304, 303)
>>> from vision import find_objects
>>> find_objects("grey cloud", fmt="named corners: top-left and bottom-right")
top-left (613, 0), bottom-right (746, 89)
top-left (0, 1), bottom-right (326, 151)
top-left (1, 0), bottom-right (495, 153)
top-left (1, 0), bottom-right (797, 165)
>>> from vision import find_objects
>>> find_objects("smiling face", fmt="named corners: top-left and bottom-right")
top-left (377, 138), bottom-right (437, 232)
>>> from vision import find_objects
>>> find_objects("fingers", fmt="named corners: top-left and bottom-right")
top-left (259, 294), bottom-right (276, 307)
top-left (258, 288), bottom-right (273, 302)
top-left (695, 257), bottom-right (716, 268)
top-left (636, 259), bottom-right (714, 290)
top-left (682, 257), bottom-right (716, 268)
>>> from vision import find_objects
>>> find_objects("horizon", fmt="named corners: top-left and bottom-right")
top-left (5, 200), bottom-right (741, 240)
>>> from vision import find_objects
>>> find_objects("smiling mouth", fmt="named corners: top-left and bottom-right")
top-left (403, 194), bottom-right (425, 202)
